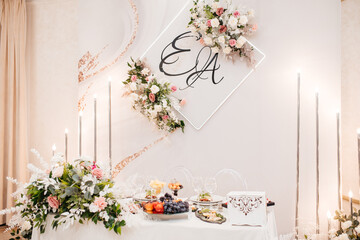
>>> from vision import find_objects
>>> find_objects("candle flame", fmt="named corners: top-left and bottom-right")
top-left (52, 144), bottom-right (56, 151)
top-left (65, 128), bottom-right (68, 134)
top-left (296, 69), bottom-right (301, 74)
top-left (79, 111), bottom-right (83, 117)
top-left (327, 210), bottom-right (331, 219)
top-left (108, 76), bottom-right (112, 82)
top-left (315, 88), bottom-right (319, 94)
top-left (349, 191), bottom-right (353, 198)
top-left (357, 128), bottom-right (360, 135)
top-left (93, 94), bottom-right (97, 99)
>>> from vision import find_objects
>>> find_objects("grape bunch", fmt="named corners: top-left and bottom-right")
top-left (163, 200), bottom-right (189, 214)
top-left (159, 193), bottom-right (173, 202)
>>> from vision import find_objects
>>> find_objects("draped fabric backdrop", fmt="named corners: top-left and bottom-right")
top-left (0, 0), bottom-right (28, 224)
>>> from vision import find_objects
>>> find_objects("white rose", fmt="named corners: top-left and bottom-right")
top-left (21, 221), bottom-right (31, 231)
top-left (210, 18), bottom-right (220, 28)
top-left (189, 25), bottom-right (197, 34)
top-left (329, 228), bottom-right (337, 238)
top-left (218, 36), bottom-right (225, 44)
top-left (89, 203), bottom-right (99, 213)
top-left (149, 110), bottom-right (158, 119)
top-left (150, 85), bottom-right (160, 94)
top-left (52, 165), bottom-right (64, 178)
top-left (199, 23), bottom-right (208, 31)
top-left (342, 220), bottom-right (352, 230)
top-left (239, 16), bottom-right (248, 25)
top-left (141, 68), bottom-right (150, 76)
top-left (236, 36), bottom-right (247, 48)
top-left (204, 36), bottom-right (213, 46)
top-left (154, 104), bottom-right (162, 113)
top-left (355, 226), bottom-right (360, 233)
top-left (211, 47), bottom-right (219, 53)
top-left (191, 13), bottom-right (197, 19)
top-left (223, 47), bottom-right (232, 54)
top-left (248, 9), bottom-right (255, 17)
top-left (130, 93), bottom-right (139, 101)
top-left (228, 16), bottom-right (238, 29)
top-left (338, 233), bottom-right (350, 240)
top-left (130, 82), bottom-right (137, 91)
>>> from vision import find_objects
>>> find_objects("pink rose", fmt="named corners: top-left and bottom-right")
top-left (206, 20), bottom-right (211, 27)
top-left (199, 38), bottom-right (205, 45)
top-left (219, 25), bottom-right (227, 33)
top-left (229, 39), bottom-right (236, 47)
top-left (162, 115), bottom-right (169, 121)
top-left (94, 197), bottom-right (107, 211)
top-left (233, 10), bottom-right (240, 17)
top-left (171, 86), bottom-right (177, 92)
top-left (131, 75), bottom-right (137, 82)
top-left (180, 99), bottom-right (186, 106)
top-left (91, 168), bottom-right (103, 179)
top-left (47, 195), bottom-right (60, 209)
top-left (145, 77), bottom-right (149, 82)
top-left (149, 93), bottom-right (155, 102)
top-left (252, 23), bottom-right (258, 31)
top-left (216, 8), bottom-right (224, 16)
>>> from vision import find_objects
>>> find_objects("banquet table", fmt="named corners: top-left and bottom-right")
top-left (32, 207), bottom-right (278, 240)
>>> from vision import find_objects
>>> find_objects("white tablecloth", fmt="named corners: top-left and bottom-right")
top-left (32, 208), bottom-right (278, 240)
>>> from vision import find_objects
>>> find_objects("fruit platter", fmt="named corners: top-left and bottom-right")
top-left (195, 208), bottom-right (226, 224)
top-left (141, 193), bottom-right (190, 220)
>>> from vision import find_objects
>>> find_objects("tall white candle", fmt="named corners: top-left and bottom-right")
top-left (357, 129), bottom-right (360, 197)
top-left (52, 144), bottom-right (56, 157)
top-left (349, 191), bottom-right (353, 217)
top-left (108, 76), bottom-right (112, 177)
top-left (337, 112), bottom-right (342, 211)
top-left (65, 128), bottom-right (68, 163)
top-left (79, 111), bottom-right (83, 157)
top-left (295, 70), bottom-right (301, 240)
top-left (94, 95), bottom-right (97, 163)
top-left (315, 89), bottom-right (320, 234)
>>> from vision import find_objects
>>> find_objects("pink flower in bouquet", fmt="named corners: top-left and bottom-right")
top-left (94, 197), bottom-right (107, 211)
top-left (219, 25), bottom-right (227, 33)
top-left (47, 195), bottom-right (60, 209)
top-left (131, 75), bottom-right (137, 82)
top-left (180, 99), bottom-right (186, 106)
top-left (145, 77), bottom-right (149, 82)
top-left (216, 8), bottom-right (224, 16)
top-left (162, 115), bottom-right (169, 121)
top-left (252, 23), bottom-right (258, 31)
top-left (233, 10), bottom-right (240, 18)
top-left (171, 85), bottom-right (177, 92)
top-left (229, 39), bottom-right (237, 47)
top-left (92, 168), bottom-right (103, 179)
top-left (206, 20), bottom-right (212, 27)
top-left (199, 38), bottom-right (205, 45)
top-left (149, 93), bottom-right (156, 102)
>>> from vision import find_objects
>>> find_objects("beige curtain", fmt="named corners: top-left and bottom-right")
top-left (0, 0), bottom-right (28, 224)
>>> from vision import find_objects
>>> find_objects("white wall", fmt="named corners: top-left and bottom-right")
top-left (341, 0), bottom-right (360, 206)
top-left (27, 0), bottom-right (341, 236)
top-left (78, 0), bottom-right (341, 236)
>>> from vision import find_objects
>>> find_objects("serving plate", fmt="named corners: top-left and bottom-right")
top-left (144, 211), bottom-right (189, 220)
top-left (195, 210), bottom-right (226, 224)
top-left (189, 195), bottom-right (224, 205)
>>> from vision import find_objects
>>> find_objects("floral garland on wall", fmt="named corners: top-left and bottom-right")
top-left (188, 0), bottom-right (257, 65)
top-left (123, 58), bottom-right (185, 132)
top-left (1, 150), bottom-right (135, 239)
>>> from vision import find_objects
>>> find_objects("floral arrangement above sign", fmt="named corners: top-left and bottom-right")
top-left (123, 58), bottom-right (185, 132)
top-left (188, 0), bottom-right (257, 65)
top-left (0, 150), bottom-right (132, 239)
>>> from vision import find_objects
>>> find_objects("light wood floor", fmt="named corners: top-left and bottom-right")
top-left (0, 226), bottom-right (12, 240)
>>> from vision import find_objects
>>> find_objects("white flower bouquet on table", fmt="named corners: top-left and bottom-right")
top-left (1, 149), bottom-right (129, 240)
top-left (188, 0), bottom-right (257, 65)
top-left (326, 210), bottom-right (360, 240)
top-left (123, 58), bottom-right (185, 132)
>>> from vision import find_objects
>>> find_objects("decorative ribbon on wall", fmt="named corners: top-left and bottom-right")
top-left (77, 0), bottom-right (139, 111)
top-left (111, 134), bottom-right (168, 179)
